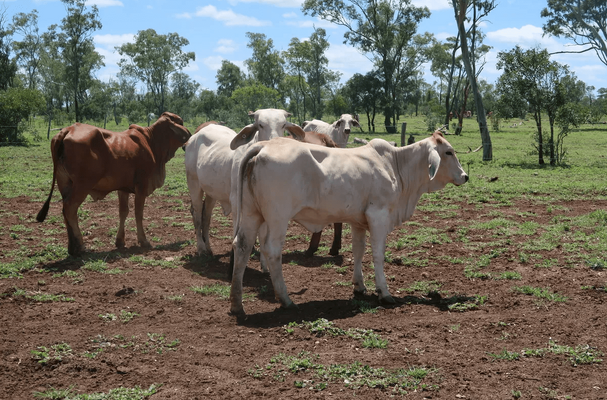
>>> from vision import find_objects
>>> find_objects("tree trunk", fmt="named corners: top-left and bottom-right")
top-left (455, 0), bottom-right (492, 161)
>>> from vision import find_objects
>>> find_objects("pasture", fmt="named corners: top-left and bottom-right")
top-left (1, 116), bottom-right (607, 399)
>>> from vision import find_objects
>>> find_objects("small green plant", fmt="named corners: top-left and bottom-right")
top-left (512, 285), bottom-right (568, 303)
top-left (33, 384), bottom-right (160, 399)
top-left (99, 313), bottom-right (117, 322)
top-left (31, 343), bottom-right (73, 364)
top-left (166, 294), bottom-right (184, 302)
top-left (284, 319), bottom-right (388, 348)
top-left (511, 389), bottom-right (522, 398)
top-left (488, 348), bottom-right (520, 361)
top-left (351, 299), bottom-right (377, 314)
top-left (119, 309), bottom-right (139, 323)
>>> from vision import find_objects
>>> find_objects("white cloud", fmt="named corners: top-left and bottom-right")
top-left (226, 0), bottom-right (303, 8)
top-left (194, 5), bottom-right (271, 27)
top-left (326, 44), bottom-right (373, 81)
top-left (176, 12), bottom-right (192, 19)
top-left (85, 0), bottom-right (124, 7)
top-left (203, 55), bottom-right (225, 71)
top-left (283, 12), bottom-right (298, 19)
top-left (285, 17), bottom-right (336, 29)
top-left (412, 0), bottom-right (451, 11)
top-left (487, 25), bottom-right (557, 50)
top-left (94, 33), bottom-right (135, 47)
top-left (215, 39), bottom-right (237, 54)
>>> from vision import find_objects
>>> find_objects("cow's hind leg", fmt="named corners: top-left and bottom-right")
top-left (259, 222), bottom-right (294, 309)
top-left (329, 223), bottom-right (343, 256)
top-left (200, 196), bottom-right (216, 255)
top-left (230, 214), bottom-right (263, 315)
top-left (116, 191), bottom-right (129, 248)
top-left (61, 187), bottom-right (88, 256)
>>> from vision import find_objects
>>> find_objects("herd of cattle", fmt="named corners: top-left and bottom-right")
top-left (36, 109), bottom-right (468, 315)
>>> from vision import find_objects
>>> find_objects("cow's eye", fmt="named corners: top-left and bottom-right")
top-left (446, 151), bottom-right (453, 156)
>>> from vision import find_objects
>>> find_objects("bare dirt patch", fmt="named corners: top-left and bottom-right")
top-left (1, 194), bottom-right (606, 399)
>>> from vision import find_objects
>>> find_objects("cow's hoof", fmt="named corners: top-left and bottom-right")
top-left (229, 306), bottom-right (246, 316)
top-left (328, 248), bottom-right (340, 256)
top-left (379, 295), bottom-right (396, 305)
top-left (353, 288), bottom-right (367, 298)
top-left (304, 249), bottom-right (315, 257)
top-left (139, 240), bottom-right (152, 249)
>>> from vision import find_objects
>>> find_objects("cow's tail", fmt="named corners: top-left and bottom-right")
top-left (36, 130), bottom-right (66, 222)
top-left (234, 143), bottom-right (264, 239)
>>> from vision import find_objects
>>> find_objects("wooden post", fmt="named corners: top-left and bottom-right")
top-left (400, 122), bottom-right (407, 146)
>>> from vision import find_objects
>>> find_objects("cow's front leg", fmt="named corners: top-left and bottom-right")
top-left (134, 193), bottom-right (151, 249)
top-left (351, 227), bottom-right (366, 296)
top-left (116, 191), bottom-right (129, 248)
top-left (368, 215), bottom-right (395, 305)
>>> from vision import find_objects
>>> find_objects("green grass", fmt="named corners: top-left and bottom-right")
top-left (33, 384), bottom-right (160, 400)
top-left (284, 318), bottom-right (388, 349)
top-left (10, 288), bottom-right (75, 302)
top-left (249, 351), bottom-right (437, 394)
top-left (490, 339), bottom-right (603, 367)
top-left (512, 285), bottom-right (568, 303)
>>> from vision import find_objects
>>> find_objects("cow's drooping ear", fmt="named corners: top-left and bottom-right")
top-left (351, 118), bottom-right (361, 128)
top-left (428, 148), bottom-right (441, 180)
top-left (284, 110), bottom-right (292, 118)
top-left (230, 124), bottom-right (257, 150)
top-left (284, 123), bottom-right (306, 141)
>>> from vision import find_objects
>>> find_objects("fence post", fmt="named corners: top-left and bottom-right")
top-left (400, 122), bottom-right (407, 146)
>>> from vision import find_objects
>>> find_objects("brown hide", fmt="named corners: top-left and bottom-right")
top-left (37, 112), bottom-right (191, 256)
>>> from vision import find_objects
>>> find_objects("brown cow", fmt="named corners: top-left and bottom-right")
top-left (36, 112), bottom-right (191, 256)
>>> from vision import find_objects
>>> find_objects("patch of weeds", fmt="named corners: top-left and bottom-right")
top-left (511, 389), bottom-right (522, 398)
top-left (321, 261), bottom-right (334, 269)
top-left (400, 280), bottom-right (443, 294)
top-left (493, 339), bottom-right (603, 367)
top-left (10, 288), bottom-right (74, 302)
top-left (286, 318), bottom-right (388, 349)
top-left (251, 351), bottom-right (438, 394)
top-left (586, 257), bottom-right (607, 270)
top-left (0, 244), bottom-right (69, 279)
top-left (31, 343), bottom-right (73, 364)
top-left (32, 384), bottom-right (160, 399)
top-left (493, 271), bottom-right (522, 280)
top-left (81, 259), bottom-right (125, 274)
top-left (165, 294), bottom-right (184, 302)
top-left (52, 270), bottom-right (84, 284)
top-left (129, 255), bottom-right (181, 269)
top-left (351, 299), bottom-right (378, 314)
top-left (512, 285), bottom-right (568, 303)
top-left (99, 313), bottom-right (117, 322)
top-left (534, 258), bottom-right (558, 269)
top-left (333, 281), bottom-right (349, 286)
top-left (488, 348), bottom-right (520, 361)
top-left (447, 324), bottom-right (460, 333)
top-left (190, 283), bottom-right (230, 299)
top-left (447, 294), bottom-right (487, 312)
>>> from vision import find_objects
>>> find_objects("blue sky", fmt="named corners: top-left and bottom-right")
top-left (3, 0), bottom-right (606, 94)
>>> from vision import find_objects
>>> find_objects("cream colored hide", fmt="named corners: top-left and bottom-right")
top-left (184, 109), bottom-right (305, 256)
top-left (230, 131), bottom-right (468, 315)
top-left (302, 114), bottom-right (360, 148)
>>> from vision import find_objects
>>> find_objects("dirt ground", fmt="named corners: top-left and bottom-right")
top-left (0, 193), bottom-right (606, 399)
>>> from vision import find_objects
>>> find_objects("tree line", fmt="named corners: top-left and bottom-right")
top-left (1, 0), bottom-right (606, 165)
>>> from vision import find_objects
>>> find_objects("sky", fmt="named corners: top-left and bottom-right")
top-left (2, 0), bottom-right (606, 95)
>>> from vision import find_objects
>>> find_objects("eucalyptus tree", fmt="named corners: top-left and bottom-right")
top-left (216, 60), bottom-right (244, 98)
top-left (452, 0), bottom-right (496, 161)
top-left (57, 0), bottom-right (104, 122)
top-left (496, 46), bottom-right (562, 165)
top-left (11, 10), bottom-right (43, 90)
top-left (343, 71), bottom-right (382, 132)
top-left (302, 0), bottom-right (431, 127)
top-left (245, 32), bottom-right (285, 92)
top-left (117, 29), bottom-right (195, 116)
top-left (542, 0), bottom-right (607, 67)
top-left (169, 71), bottom-right (200, 120)
top-left (0, 5), bottom-right (17, 90)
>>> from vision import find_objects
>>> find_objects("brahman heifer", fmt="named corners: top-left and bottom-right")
top-left (301, 114), bottom-right (361, 257)
top-left (36, 112), bottom-right (191, 256)
top-left (185, 109), bottom-right (306, 257)
top-left (230, 130), bottom-right (468, 315)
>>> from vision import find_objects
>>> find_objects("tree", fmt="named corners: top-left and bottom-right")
top-left (0, 5), bottom-right (17, 90)
top-left (216, 60), bottom-right (244, 98)
top-left (302, 0), bottom-right (431, 127)
top-left (58, 0), bottom-right (104, 122)
top-left (541, 0), bottom-right (607, 67)
top-left (453, 0), bottom-right (495, 161)
top-left (11, 10), bottom-right (43, 90)
top-left (169, 71), bottom-right (199, 120)
top-left (343, 71), bottom-right (382, 132)
top-left (496, 46), bottom-right (558, 165)
top-left (117, 29), bottom-right (195, 116)
top-left (0, 87), bottom-right (45, 144)
top-left (245, 32), bottom-right (284, 91)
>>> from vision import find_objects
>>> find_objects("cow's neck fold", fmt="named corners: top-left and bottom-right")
top-left (392, 143), bottom-right (431, 224)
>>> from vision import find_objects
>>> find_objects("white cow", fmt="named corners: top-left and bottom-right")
top-left (301, 114), bottom-right (361, 256)
top-left (184, 109), bottom-right (305, 256)
top-left (229, 131), bottom-right (468, 315)
top-left (302, 114), bottom-right (361, 148)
